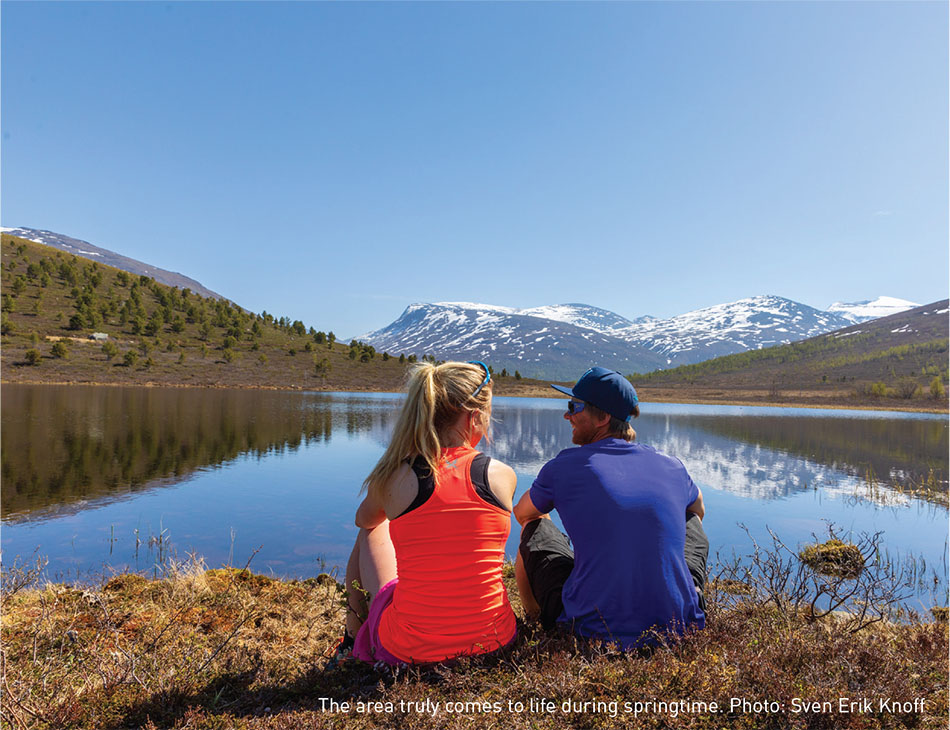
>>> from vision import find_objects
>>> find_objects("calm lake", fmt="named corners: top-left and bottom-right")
top-left (2, 384), bottom-right (948, 609)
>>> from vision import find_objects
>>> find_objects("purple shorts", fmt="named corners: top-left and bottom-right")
top-left (352, 579), bottom-right (404, 666)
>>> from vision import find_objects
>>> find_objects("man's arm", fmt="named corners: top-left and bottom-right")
top-left (513, 489), bottom-right (547, 526)
top-left (686, 487), bottom-right (705, 521)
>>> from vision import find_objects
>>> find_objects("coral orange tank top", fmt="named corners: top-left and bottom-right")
top-left (378, 446), bottom-right (517, 664)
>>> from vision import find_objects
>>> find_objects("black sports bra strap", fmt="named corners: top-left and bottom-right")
top-left (471, 453), bottom-right (505, 510)
top-left (396, 456), bottom-right (435, 518)
top-left (396, 452), bottom-right (504, 518)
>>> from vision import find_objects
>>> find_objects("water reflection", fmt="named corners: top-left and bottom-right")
top-left (1, 385), bottom-right (349, 520)
top-left (485, 404), bottom-right (947, 506)
top-left (3, 387), bottom-right (947, 523)
top-left (1, 386), bottom-right (946, 603)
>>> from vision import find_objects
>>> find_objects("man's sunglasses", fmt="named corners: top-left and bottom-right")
top-left (468, 361), bottom-right (491, 398)
top-left (566, 400), bottom-right (586, 415)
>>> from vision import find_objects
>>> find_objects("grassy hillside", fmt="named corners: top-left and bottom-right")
top-left (3, 233), bottom-right (945, 411)
top-left (0, 235), bottom-right (547, 395)
top-left (629, 301), bottom-right (949, 410)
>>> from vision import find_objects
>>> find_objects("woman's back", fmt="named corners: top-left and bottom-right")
top-left (378, 446), bottom-right (516, 664)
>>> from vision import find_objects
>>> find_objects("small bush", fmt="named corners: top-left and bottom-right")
top-left (123, 350), bottom-right (139, 368)
top-left (930, 376), bottom-right (946, 400)
top-left (24, 348), bottom-right (41, 365)
top-left (895, 378), bottom-right (921, 399)
top-left (51, 341), bottom-right (69, 359)
top-left (799, 539), bottom-right (864, 578)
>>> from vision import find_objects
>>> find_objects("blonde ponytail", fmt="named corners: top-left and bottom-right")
top-left (362, 361), bottom-right (492, 500)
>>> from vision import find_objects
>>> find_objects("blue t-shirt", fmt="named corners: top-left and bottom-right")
top-left (529, 437), bottom-right (704, 648)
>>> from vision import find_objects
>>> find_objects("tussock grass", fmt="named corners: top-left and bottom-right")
top-left (799, 539), bottom-right (865, 578)
top-left (2, 549), bottom-right (947, 730)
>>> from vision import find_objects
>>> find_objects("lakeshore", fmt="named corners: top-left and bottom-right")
top-left (1, 375), bottom-right (946, 414)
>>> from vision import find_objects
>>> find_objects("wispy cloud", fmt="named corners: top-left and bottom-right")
top-left (873, 210), bottom-right (893, 217)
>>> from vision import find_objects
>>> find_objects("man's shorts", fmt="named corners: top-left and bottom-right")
top-left (519, 513), bottom-right (709, 630)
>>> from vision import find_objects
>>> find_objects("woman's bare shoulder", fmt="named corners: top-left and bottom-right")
top-left (385, 461), bottom-right (420, 517)
top-left (486, 457), bottom-right (516, 505)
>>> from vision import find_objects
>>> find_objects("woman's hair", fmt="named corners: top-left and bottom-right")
top-left (585, 402), bottom-right (639, 442)
top-left (362, 361), bottom-right (492, 499)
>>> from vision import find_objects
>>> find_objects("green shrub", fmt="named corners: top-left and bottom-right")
top-left (51, 341), bottom-right (69, 359)
top-left (123, 350), bottom-right (138, 368)
top-left (930, 376), bottom-right (946, 400)
top-left (24, 348), bottom-right (41, 365)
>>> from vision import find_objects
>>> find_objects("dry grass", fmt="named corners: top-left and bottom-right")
top-left (2, 550), bottom-right (947, 730)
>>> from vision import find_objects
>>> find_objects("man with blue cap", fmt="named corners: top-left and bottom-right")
top-left (513, 366), bottom-right (708, 649)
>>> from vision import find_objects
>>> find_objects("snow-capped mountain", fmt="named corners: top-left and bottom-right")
top-left (359, 295), bottom-right (918, 379)
top-left (827, 296), bottom-right (919, 323)
top-left (1, 227), bottom-right (225, 300)
top-left (359, 302), bottom-right (669, 380)
top-left (614, 295), bottom-right (855, 366)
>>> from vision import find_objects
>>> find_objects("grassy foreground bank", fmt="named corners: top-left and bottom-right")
top-left (2, 549), bottom-right (947, 730)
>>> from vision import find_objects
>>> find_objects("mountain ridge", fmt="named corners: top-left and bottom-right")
top-left (360, 295), bottom-right (920, 379)
top-left (0, 227), bottom-right (226, 301)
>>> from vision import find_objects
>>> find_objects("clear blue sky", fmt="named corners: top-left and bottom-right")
top-left (2, 1), bottom-right (947, 338)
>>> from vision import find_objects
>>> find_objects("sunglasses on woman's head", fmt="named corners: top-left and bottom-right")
top-left (566, 400), bottom-right (586, 415)
top-left (468, 361), bottom-right (491, 398)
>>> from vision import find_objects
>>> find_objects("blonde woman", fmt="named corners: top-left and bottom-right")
top-left (334, 361), bottom-right (518, 666)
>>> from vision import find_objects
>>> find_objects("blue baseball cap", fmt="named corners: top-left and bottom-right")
top-left (551, 366), bottom-right (639, 422)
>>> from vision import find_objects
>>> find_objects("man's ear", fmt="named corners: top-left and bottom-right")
top-left (591, 409), bottom-right (611, 427)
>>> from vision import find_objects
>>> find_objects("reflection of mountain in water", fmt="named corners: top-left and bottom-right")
top-left (637, 418), bottom-right (905, 504)
top-left (467, 405), bottom-right (946, 505)
top-left (669, 414), bottom-right (947, 494)
top-left (5, 386), bottom-right (944, 521)
top-left (2, 386), bottom-right (377, 520)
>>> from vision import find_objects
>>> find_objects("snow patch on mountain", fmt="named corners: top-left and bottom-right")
top-left (827, 296), bottom-right (918, 323)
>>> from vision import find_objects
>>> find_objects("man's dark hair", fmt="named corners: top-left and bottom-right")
top-left (585, 402), bottom-right (639, 442)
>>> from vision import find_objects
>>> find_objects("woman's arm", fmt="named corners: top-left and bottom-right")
top-left (355, 490), bottom-right (387, 529)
